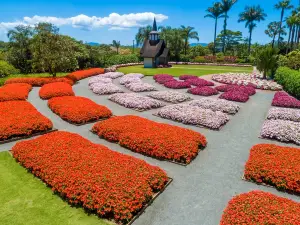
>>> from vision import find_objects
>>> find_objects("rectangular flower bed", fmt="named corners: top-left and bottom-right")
top-left (164, 80), bottom-right (191, 89)
top-left (187, 98), bottom-right (240, 114)
top-left (153, 74), bottom-right (175, 84)
top-left (92, 115), bottom-right (207, 164)
top-left (186, 78), bottom-right (214, 87)
top-left (102, 72), bottom-right (124, 79)
top-left (125, 82), bottom-right (157, 92)
top-left (108, 93), bottom-right (165, 111)
top-left (220, 191), bottom-right (300, 225)
top-left (219, 90), bottom-right (250, 102)
top-left (5, 77), bottom-right (74, 86)
top-left (88, 76), bottom-right (112, 87)
top-left (147, 91), bottom-right (192, 103)
top-left (267, 107), bottom-right (300, 122)
top-left (91, 83), bottom-right (124, 95)
top-left (0, 83), bottom-right (32, 101)
top-left (66, 68), bottom-right (104, 81)
top-left (260, 119), bottom-right (300, 145)
top-left (272, 91), bottom-right (300, 108)
top-left (244, 144), bottom-right (300, 194)
top-left (39, 82), bottom-right (75, 100)
top-left (215, 84), bottom-right (256, 95)
top-left (0, 101), bottom-right (53, 141)
top-left (12, 131), bottom-right (169, 224)
top-left (187, 86), bottom-right (218, 96)
top-left (48, 96), bottom-right (112, 125)
top-left (155, 104), bottom-right (230, 130)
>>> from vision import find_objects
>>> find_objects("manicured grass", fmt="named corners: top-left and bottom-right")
top-left (0, 73), bottom-right (68, 86)
top-left (118, 65), bottom-right (253, 77)
top-left (0, 151), bottom-right (112, 225)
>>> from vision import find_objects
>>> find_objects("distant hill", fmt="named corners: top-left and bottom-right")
top-left (190, 43), bottom-right (208, 47)
top-left (86, 42), bottom-right (100, 46)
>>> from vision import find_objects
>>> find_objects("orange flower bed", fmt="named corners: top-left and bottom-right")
top-left (12, 131), bottom-right (168, 224)
top-left (48, 96), bottom-right (112, 124)
top-left (244, 144), bottom-right (300, 194)
top-left (0, 101), bottom-right (53, 141)
top-left (0, 83), bottom-right (32, 101)
top-left (220, 191), bottom-right (300, 225)
top-left (5, 77), bottom-right (74, 86)
top-left (92, 115), bottom-right (207, 164)
top-left (66, 68), bottom-right (105, 82)
top-left (39, 82), bottom-right (75, 100)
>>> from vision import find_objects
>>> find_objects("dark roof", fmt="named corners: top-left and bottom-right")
top-left (140, 39), bottom-right (166, 58)
top-left (160, 48), bottom-right (169, 58)
top-left (152, 18), bottom-right (157, 31)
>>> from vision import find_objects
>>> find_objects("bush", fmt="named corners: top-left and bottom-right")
top-left (179, 54), bottom-right (191, 62)
top-left (107, 54), bottom-right (139, 66)
top-left (285, 50), bottom-right (300, 70)
top-left (193, 56), bottom-right (206, 63)
top-left (0, 60), bottom-right (19, 78)
top-left (275, 67), bottom-right (300, 99)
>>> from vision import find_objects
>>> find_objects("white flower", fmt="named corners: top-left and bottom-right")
top-left (91, 83), bottom-right (124, 95)
top-left (147, 91), bottom-right (192, 103)
top-left (267, 107), bottom-right (300, 122)
top-left (102, 72), bottom-right (124, 79)
top-left (119, 74), bottom-right (144, 85)
top-left (88, 76), bottom-right (112, 87)
top-left (125, 82), bottom-right (157, 92)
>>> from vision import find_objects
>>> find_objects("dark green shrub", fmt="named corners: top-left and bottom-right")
top-left (107, 54), bottom-right (139, 66)
top-left (179, 54), bottom-right (191, 62)
top-left (275, 67), bottom-right (300, 99)
top-left (256, 47), bottom-right (279, 79)
top-left (0, 60), bottom-right (19, 78)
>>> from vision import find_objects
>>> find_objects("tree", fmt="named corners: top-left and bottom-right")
top-left (265, 22), bottom-right (287, 47)
top-left (256, 47), bottom-right (279, 79)
top-left (135, 25), bottom-right (152, 47)
top-left (238, 5), bottom-right (267, 55)
top-left (216, 29), bottom-right (243, 55)
top-left (167, 29), bottom-right (184, 61)
top-left (111, 40), bottom-right (121, 54)
top-left (204, 2), bottom-right (225, 55)
top-left (180, 26), bottom-right (199, 55)
top-left (158, 26), bottom-right (173, 46)
top-left (275, 0), bottom-right (293, 46)
top-left (220, 0), bottom-right (238, 54)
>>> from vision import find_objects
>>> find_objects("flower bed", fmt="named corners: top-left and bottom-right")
top-left (66, 68), bottom-right (105, 81)
top-left (102, 72), bottom-right (124, 79)
top-left (39, 82), bottom-right (75, 100)
top-left (147, 91), bottom-right (192, 103)
top-left (260, 119), bottom-right (300, 145)
top-left (179, 75), bottom-right (198, 80)
top-left (119, 74), bottom-right (144, 85)
top-left (164, 80), bottom-right (191, 89)
top-left (186, 78), bottom-right (215, 87)
top-left (88, 76), bottom-right (112, 87)
top-left (48, 96), bottom-right (112, 124)
top-left (0, 101), bottom-right (53, 141)
top-left (215, 84), bottom-right (256, 95)
top-left (155, 104), bottom-right (229, 129)
top-left (125, 82), bottom-right (157, 92)
top-left (219, 90), bottom-right (250, 102)
top-left (188, 86), bottom-right (219, 96)
top-left (187, 98), bottom-right (240, 114)
top-left (272, 91), bottom-right (300, 108)
top-left (153, 74), bottom-right (173, 81)
top-left (5, 77), bottom-right (74, 86)
top-left (91, 83), bottom-right (124, 95)
top-left (267, 107), bottom-right (300, 122)
top-left (92, 115), bottom-right (207, 164)
top-left (108, 93), bottom-right (165, 111)
top-left (212, 73), bottom-right (282, 90)
top-left (0, 83), bottom-right (32, 101)
top-left (244, 144), bottom-right (300, 194)
top-left (12, 131), bottom-right (168, 224)
top-left (220, 191), bottom-right (300, 225)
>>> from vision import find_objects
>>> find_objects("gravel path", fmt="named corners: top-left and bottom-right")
top-left (1, 75), bottom-right (299, 225)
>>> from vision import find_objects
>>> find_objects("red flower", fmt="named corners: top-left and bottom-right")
top-left (66, 68), bottom-right (105, 82)
top-left (5, 77), bottom-right (74, 86)
top-left (219, 90), bottom-right (250, 102)
top-left (39, 82), bottom-right (75, 100)
top-left (272, 91), bottom-right (300, 108)
top-left (0, 83), bottom-right (32, 101)
top-left (188, 86), bottom-right (219, 96)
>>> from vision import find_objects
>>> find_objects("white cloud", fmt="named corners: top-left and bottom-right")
top-left (0, 12), bottom-right (168, 31)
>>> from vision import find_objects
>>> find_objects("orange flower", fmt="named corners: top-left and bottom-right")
top-left (66, 68), bottom-right (105, 82)
top-left (39, 82), bottom-right (75, 100)
top-left (0, 83), bottom-right (32, 101)
top-left (5, 77), bottom-right (74, 86)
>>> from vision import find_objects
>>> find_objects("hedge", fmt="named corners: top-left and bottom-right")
top-left (107, 54), bottom-right (140, 66)
top-left (275, 67), bottom-right (300, 99)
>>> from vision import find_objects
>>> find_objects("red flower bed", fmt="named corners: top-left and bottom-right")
top-left (164, 80), bottom-right (191, 89)
top-left (220, 190), bottom-right (300, 225)
top-left (92, 115), bottom-right (207, 164)
top-left (0, 83), bottom-right (32, 101)
top-left (5, 77), bottom-right (74, 86)
top-left (0, 101), bottom-right (53, 141)
top-left (66, 68), bottom-right (105, 82)
top-left (186, 78), bottom-right (215, 87)
top-left (219, 90), bottom-right (249, 102)
top-left (12, 131), bottom-right (168, 224)
top-left (179, 75), bottom-right (198, 80)
top-left (48, 96), bottom-right (112, 124)
top-left (244, 144), bottom-right (300, 194)
top-left (188, 86), bottom-right (219, 96)
top-left (39, 82), bottom-right (75, 100)
top-left (215, 84), bottom-right (256, 95)
top-left (153, 74), bottom-right (176, 84)
top-left (272, 91), bottom-right (300, 108)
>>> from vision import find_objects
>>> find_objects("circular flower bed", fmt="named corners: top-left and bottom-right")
top-left (188, 86), bottom-right (219, 96)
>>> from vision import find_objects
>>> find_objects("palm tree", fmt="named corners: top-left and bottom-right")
top-left (256, 47), bottom-right (279, 79)
top-left (238, 5), bottom-right (267, 55)
top-left (220, 0), bottom-right (238, 54)
top-left (111, 40), bottom-right (120, 54)
top-left (158, 26), bottom-right (173, 46)
top-left (275, 0), bottom-right (293, 46)
top-left (204, 2), bottom-right (225, 55)
top-left (286, 16), bottom-right (294, 53)
top-left (265, 22), bottom-right (286, 47)
top-left (180, 26), bottom-right (199, 55)
top-left (135, 25), bottom-right (152, 47)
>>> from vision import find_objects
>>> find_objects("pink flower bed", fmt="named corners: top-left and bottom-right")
top-left (164, 80), bottom-right (191, 89)
top-left (272, 92), bottom-right (300, 109)
top-left (219, 90), bottom-right (250, 103)
top-left (153, 74), bottom-right (176, 84)
top-left (188, 86), bottom-right (219, 96)
top-left (186, 78), bottom-right (215, 87)
top-left (179, 75), bottom-right (198, 80)
top-left (215, 84), bottom-right (256, 96)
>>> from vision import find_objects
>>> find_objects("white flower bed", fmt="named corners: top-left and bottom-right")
top-left (102, 72), bottom-right (124, 79)
top-left (260, 119), bottom-right (300, 145)
top-left (187, 98), bottom-right (240, 115)
top-left (108, 93), bottom-right (165, 111)
top-left (125, 82), bottom-right (157, 92)
top-left (88, 76), bottom-right (112, 87)
top-left (267, 107), bottom-right (300, 122)
top-left (147, 91), bottom-right (192, 103)
top-left (212, 73), bottom-right (282, 91)
top-left (91, 83), bottom-right (124, 95)
top-left (119, 74), bottom-right (144, 85)
top-left (155, 104), bottom-right (230, 129)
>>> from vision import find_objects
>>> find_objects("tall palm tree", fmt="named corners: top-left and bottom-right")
top-left (265, 21), bottom-right (286, 48)
top-left (220, 0), bottom-right (238, 54)
top-left (204, 2), bottom-right (225, 55)
top-left (238, 5), bottom-right (267, 55)
top-left (275, 0), bottom-right (293, 45)
top-left (180, 26), bottom-right (199, 55)
top-left (286, 16), bottom-right (294, 53)
top-left (135, 25), bottom-right (152, 47)
top-left (111, 40), bottom-right (120, 54)
top-left (158, 26), bottom-right (173, 46)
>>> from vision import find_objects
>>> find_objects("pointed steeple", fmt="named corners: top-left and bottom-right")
top-left (152, 17), bottom-right (157, 31)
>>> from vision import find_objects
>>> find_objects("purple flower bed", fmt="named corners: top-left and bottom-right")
top-left (267, 107), bottom-right (300, 122)
top-left (186, 78), bottom-right (215, 87)
top-left (179, 75), bottom-right (198, 80)
top-left (188, 86), bottom-right (219, 96)
top-left (219, 90), bottom-right (250, 103)
top-left (164, 80), bottom-right (191, 89)
top-left (272, 92), bottom-right (300, 109)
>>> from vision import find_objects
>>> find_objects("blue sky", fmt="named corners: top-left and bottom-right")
top-left (0, 0), bottom-right (298, 45)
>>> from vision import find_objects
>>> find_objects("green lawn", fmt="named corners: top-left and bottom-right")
top-left (0, 73), bottom-right (68, 86)
top-left (0, 152), bottom-right (112, 225)
top-left (118, 65), bottom-right (253, 77)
